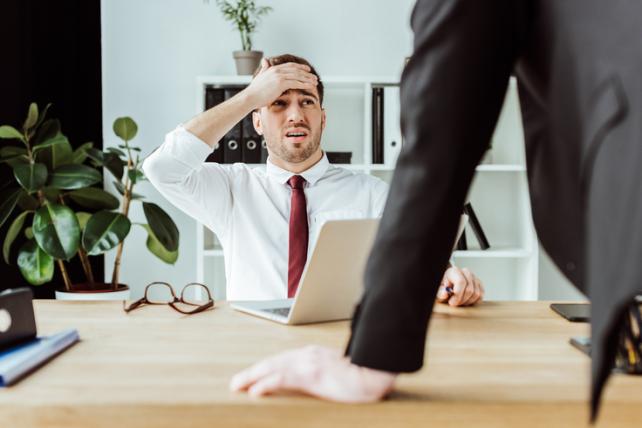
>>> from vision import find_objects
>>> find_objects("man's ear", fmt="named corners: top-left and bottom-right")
top-left (252, 110), bottom-right (262, 135)
top-left (321, 109), bottom-right (327, 132)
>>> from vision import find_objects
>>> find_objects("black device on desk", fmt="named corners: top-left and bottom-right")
top-left (550, 303), bottom-right (590, 322)
top-left (0, 288), bottom-right (37, 351)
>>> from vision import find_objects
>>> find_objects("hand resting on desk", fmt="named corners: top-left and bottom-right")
top-left (436, 266), bottom-right (484, 307)
top-left (230, 345), bottom-right (396, 402)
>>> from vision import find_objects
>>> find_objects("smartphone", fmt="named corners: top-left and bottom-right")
top-left (0, 288), bottom-right (36, 351)
top-left (550, 303), bottom-right (590, 322)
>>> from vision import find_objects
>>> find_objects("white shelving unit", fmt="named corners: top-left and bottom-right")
top-left (195, 75), bottom-right (537, 301)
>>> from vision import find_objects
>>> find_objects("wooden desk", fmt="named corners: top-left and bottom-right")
top-left (0, 301), bottom-right (640, 427)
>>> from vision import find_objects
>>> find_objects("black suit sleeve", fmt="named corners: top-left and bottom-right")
top-left (346, 0), bottom-right (527, 372)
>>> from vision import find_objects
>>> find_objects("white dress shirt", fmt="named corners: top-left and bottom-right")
top-left (143, 126), bottom-right (389, 300)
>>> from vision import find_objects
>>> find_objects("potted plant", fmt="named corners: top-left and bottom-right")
top-left (217, 0), bottom-right (272, 75)
top-left (0, 103), bottom-right (179, 300)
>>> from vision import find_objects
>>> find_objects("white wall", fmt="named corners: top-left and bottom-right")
top-left (538, 244), bottom-right (587, 301)
top-left (101, 0), bottom-right (415, 297)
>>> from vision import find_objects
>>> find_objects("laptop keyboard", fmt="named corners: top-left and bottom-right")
top-left (263, 307), bottom-right (291, 318)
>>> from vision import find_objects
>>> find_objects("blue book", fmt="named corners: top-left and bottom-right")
top-left (0, 328), bottom-right (79, 386)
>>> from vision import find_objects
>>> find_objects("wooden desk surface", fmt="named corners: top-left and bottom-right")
top-left (1, 301), bottom-right (640, 427)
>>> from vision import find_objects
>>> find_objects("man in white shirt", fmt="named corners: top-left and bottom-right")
top-left (143, 53), bottom-right (483, 306)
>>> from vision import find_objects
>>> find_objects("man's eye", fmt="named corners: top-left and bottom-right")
top-left (272, 100), bottom-right (285, 107)
top-left (303, 99), bottom-right (315, 106)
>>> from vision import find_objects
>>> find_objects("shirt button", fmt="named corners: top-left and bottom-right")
top-left (566, 262), bottom-right (576, 271)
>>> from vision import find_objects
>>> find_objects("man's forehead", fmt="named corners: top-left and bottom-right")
top-left (278, 88), bottom-right (319, 101)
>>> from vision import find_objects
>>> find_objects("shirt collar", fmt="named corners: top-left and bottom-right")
top-left (266, 152), bottom-right (330, 187)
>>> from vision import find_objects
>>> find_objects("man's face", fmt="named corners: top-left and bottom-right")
top-left (253, 88), bottom-right (326, 164)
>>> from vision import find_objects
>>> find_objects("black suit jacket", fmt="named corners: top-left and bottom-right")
top-left (346, 0), bottom-right (641, 420)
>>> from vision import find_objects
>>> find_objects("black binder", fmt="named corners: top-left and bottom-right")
top-left (260, 138), bottom-right (269, 163)
top-left (241, 114), bottom-right (261, 163)
top-left (372, 87), bottom-right (384, 164)
top-left (222, 88), bottom-right (243, 163)
top-left (204, 87), bottom-right (226, 163)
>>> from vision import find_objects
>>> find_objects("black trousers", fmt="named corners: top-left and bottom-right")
top-left (346, 0), bottom-right (642, 419)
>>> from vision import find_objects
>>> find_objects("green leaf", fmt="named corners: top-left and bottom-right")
top-left (42, 187), bottom-right (61, 203)
top-left (113, 117), bottom-right (138, 141)
top-left (68, 187), bottom-right (119, 210)
top-left (107, 147), bottom-right (127, 157)
top-left (139, 224), bottom-right (178, 264)
top-left (127, 168), bottom-right (145, 185)
top-left (142, 202), bottom-right (179, 252)
top-left (0, 146), bottom-right (29, 167)
top-left (0, 125), bottom-right (25, 142)
top-left (17, 191), bottom-right (40, 211)
top-left (104, 152), bottom-right (125, 181)
top-left (35, 103), bottom-right (52, 129)
top-left (24, 227), bottom-right (33, 240)
top-left (33, 203), bottom-right (80, 260)
top-left (32, 133), bottom-right (70, 153)
top-left (13, 163), bottom-right (48, 192)
top-left (33, 119), bottom-right (60, 145)
top-left (48, 164), bottom-right (102, 189)
top-left (113, 180), bottom-right (144, 199)
top-left (0, 188), bottom-right (22, 229)
top-left (82, 211), bottom-right (131, 255)
top-left (3, 211), bottom-right (30, 264)
top-left (86, 147), bottom-right (104, 166)
top-left (70, 142), bottom-right (94, 164)
top-left (0, 146), bottom-right (27, 159)
top-left (23, 103), bottom-right (39, 132)
top-left (36, 133), bottom-right (73, 170)
top-left (75, 212), bottom-right (91, 231)
top-left (17, 240), bottom-right (54, 285)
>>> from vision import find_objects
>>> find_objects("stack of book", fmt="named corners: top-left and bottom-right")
top-left (371, 85), bottom-right (403, 166)
top-left (204, 85), bottom-right (267, 164)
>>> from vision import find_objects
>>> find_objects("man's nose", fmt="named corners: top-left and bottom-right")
top-left (286, 103), bottom-right (304, 122)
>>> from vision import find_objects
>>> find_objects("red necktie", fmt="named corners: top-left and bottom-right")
top-left (287, 175), bottom-right (308, 298)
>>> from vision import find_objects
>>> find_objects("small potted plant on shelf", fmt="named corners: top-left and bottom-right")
top-left (0, 103), bottom-right (179, 300)
top-left (217, 0), bottom-right (272, 75)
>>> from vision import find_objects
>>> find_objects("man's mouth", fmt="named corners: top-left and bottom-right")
top-left (284, 128), bottom-right (309, 142)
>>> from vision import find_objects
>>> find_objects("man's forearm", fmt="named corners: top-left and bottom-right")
top-left (184, 89), bottom-right (258, 149)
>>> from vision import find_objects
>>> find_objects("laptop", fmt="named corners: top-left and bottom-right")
top-left (231, 215), bottom-right (468, 325)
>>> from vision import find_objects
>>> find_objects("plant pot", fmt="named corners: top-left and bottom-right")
top-left (233, 50), bottom-right (263, 75)
top-left (55, 283), bottom-right (130, 301)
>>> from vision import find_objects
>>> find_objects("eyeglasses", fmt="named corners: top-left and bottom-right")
top-left (123, 282), bottom-right (214, 315)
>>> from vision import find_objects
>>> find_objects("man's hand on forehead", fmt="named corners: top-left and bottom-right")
top-left (246, 58), bottom-right (319, 110)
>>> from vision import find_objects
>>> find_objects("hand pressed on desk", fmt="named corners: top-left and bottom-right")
top-left (230, 345), bottom-right (396, 402)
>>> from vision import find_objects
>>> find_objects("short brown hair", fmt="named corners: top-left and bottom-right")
top-left (253, 54), bottom-right (324, 105)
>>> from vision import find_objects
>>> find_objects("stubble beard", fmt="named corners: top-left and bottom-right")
top-left (268, 128), bottom-right (322, 163)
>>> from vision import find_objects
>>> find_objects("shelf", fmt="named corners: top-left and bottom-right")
top-left (231, 163), bottom-right (525, 172)
top-left (452, 247), bottom-right (531, 258)
top-left (203, 249), bottom-right (224, 257)
top-left (197, 75), bottom-right (399, 86)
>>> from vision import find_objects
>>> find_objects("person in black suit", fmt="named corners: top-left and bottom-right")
top-left (231, 0), bottom-right (642, 419)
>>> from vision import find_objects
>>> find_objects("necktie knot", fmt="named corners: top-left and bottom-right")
top-left (288, 175), bottom-right (306, 190)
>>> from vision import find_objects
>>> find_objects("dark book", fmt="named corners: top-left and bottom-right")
top-left (372, 87), bottom-right (384, 164)
top-left (260, 138), bottom-right (269, 163)
top-left (204, 87), bottom-right (226, 163)
top-left (463, 202), bottom-right (490, 250)
top-left (222, 88), bottom-right (243, 163)
top-left (241, 114), bottom-right (261, 163)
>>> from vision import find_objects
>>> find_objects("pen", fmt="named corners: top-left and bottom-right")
top-left (443, 255), bottom-right (456, 297)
